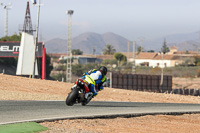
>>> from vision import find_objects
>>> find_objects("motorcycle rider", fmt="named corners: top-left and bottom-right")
top-left (83, 66), bottom-right (107, 99)
top-left (72, 66), bottom-right (107, 100)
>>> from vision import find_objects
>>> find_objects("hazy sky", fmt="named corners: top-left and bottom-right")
top-left (0, 0), bottom-right (200, 42)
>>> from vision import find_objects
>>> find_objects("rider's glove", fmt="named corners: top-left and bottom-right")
top-left (99, 86), bottom-right (103, 91)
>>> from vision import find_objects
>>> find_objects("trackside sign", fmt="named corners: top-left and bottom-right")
top-left (0, 41), bottom-right (43, 57)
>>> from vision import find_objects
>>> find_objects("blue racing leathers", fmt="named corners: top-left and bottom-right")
top-left (82, 69), bottom-right (106, 96)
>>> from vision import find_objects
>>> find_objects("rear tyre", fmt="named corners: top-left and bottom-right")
top-left (66, 88), bottom-right (79, 106)
top-left (81, 101), bottom-right (88, 106)
top-left (81, 95), bottom-right (93, 106)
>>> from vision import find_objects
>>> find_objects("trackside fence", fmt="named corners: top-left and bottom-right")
top-left (172, 88), bottom-right (200, 96)
top-left (112, 73), bottom-right (172, 93)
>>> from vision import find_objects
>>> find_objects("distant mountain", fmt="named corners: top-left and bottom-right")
top-left (144, 31), bottom-right (200, 51)
top-left (45, 31), bottom-right (200, 54)
top-left (45, 32), bottom-right (130, 54)
top-left (45, 38), bottom-right (67, 53)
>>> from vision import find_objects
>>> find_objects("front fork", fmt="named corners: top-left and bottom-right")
top-left (78, 90), bottom-right (85, 102)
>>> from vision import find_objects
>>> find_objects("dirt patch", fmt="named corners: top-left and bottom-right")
top-left (173, 77), bottom-right (200, 89)
top-left (1, 74), bottom-right (200, 133)
top-left (1, 74), bottom-right (200, 104)
top-left (40, 114), bottom-right (200, 133)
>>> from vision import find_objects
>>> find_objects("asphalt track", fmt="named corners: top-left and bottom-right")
top-left (0, 100), bottom-right (200, 125)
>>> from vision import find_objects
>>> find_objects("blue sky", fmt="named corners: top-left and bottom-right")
top-left (0, 0), bottom-right (200, 42)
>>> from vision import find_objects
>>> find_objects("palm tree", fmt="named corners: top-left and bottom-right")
top-left (103, 44), bottom-right (116, 55)
top-left (114, 52), bottom-right (127, 66)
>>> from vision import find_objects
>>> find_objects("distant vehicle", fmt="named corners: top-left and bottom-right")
top-left (103, 79), bottom-right (110, 87)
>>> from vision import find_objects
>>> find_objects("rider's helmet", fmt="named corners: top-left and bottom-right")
top-left (99, 66), bottom-right (107, 76)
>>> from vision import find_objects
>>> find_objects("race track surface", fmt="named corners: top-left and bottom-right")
top-left (1, 100), bottom-right (200, 125)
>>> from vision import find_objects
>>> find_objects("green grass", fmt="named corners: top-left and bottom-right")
top-left (0, 122), bottom-right (48, 133)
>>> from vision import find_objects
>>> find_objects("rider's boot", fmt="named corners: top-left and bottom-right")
top-left (85, 92), bottom-right (93, 99)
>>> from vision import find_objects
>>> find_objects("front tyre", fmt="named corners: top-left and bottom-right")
top-left (66, 88), bottom-right (79, 106)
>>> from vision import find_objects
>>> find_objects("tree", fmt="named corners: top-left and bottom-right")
top-left (137, 46), bottom-right (143, 55)
top-left (161, 38), bottom-right (170, 53)
top-left (179, 57), bottom-right (195, 66)
top-left (185, 50), bottom-right (189, 54)
top-left (103, 44), bottom-right (116, 55)
top-left (114, 52), bottom-right (127, 66)
top-left (0, 33), bottom-right (21, 41)
top-left (194, 55), bottom-right (200, 66)
top-left (72, 49), bottom-right (83, 55)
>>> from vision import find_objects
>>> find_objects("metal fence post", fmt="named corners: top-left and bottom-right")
top-left (110, 72), bottom-right (112, 88)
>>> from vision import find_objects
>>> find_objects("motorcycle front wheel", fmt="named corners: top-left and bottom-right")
top-left (65, 87), bottom-right (79, 106)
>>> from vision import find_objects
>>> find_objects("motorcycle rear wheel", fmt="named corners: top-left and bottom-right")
top-left (66, 87), bottom-right (79, 106)
top-left (81, 95), bottom-right (93, 106)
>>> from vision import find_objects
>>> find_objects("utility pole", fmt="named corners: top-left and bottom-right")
top-left (127, 41), bottom-right (130, 53)
top-left (66, 10), bottom-right (74, 83)
top-left (132, 41), bottom-right (136, 74)
top-left (1, 2), bottom-right (12, 36)
top-left (92, 47), bottom-right (96, 55)
top-left (160, 52), bottom-right (164, 93)
top-left (138, 37), bottom-right (144, 52)
top-left (199, 32), bottom-right (200, 55)
top-left (32, 0), bottom-right (42, 78)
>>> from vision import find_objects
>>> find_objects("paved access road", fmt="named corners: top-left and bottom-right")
top-left (0, 100), bottom-right (200, 125)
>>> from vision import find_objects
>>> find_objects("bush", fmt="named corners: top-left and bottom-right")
top-left (54, 65), bottom-right (66, 71)
top-left (197, 68), bottom-right (200, 77)
top-left (51, 73), bottom-right (66, 81)
top-left (72, 63), bottom-right (101, 77)
top-left (151, 67), bottom-right (161, 75)
top-left (102, 59), bottom-right (117, 66)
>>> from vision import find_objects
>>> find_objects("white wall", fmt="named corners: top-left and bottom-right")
top-left (132, 59), bottom-right (174, 68)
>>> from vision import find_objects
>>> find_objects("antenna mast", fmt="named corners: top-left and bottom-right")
top-left (22, 1), bottom-right (34, 33)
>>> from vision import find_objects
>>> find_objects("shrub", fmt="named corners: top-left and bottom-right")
top-left (197, 68), bottom-right (200, 77)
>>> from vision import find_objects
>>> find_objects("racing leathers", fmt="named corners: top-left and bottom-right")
top-left (82, 69), bottom-right (106, 97)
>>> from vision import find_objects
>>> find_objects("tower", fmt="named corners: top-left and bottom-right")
top-left (66, 10), bottom-right (74, 83)
top-left (23, 1), bottom-right (34, 33)
top-left (1, 2), bottom-right (12, 36)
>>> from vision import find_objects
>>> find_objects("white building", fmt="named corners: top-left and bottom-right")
top-left (123, 50), bottom-right (195, 68)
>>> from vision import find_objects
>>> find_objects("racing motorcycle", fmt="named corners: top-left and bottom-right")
top-left (65, 78), bottom-right (93, 106)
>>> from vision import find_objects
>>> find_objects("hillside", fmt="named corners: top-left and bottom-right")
top-left (145, 31), bottom-right (200, 51)
top-left (45, 31), bottom-right (200, 54)
top-left (45, 32), bottom-right (129, 54)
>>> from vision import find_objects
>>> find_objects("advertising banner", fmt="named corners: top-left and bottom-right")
top-left (0, 41), bottom-right (43, 57)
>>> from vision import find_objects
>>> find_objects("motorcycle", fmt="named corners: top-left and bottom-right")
top-left (66, 78), bottom-right (93, 106)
